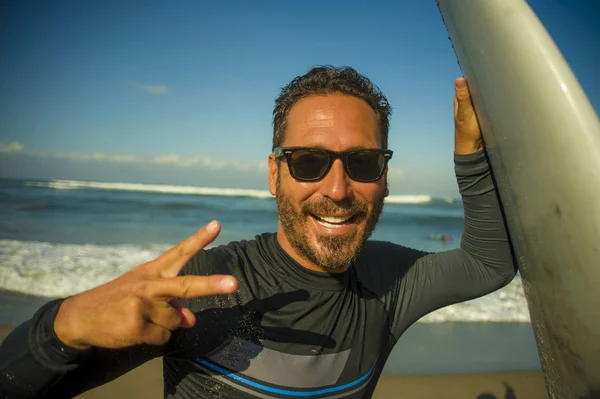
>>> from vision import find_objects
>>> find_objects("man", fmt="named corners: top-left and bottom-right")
top-left (0, 66), bottom-right (516, 398)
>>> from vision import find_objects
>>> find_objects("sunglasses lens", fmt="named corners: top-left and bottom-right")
top-left (289, 150), bottom-right (331, 180)
top-left (347, 151), bottom-right (385, 182)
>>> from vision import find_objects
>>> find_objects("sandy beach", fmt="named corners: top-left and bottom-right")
top-left (0, 319), bottom-right (548, 399)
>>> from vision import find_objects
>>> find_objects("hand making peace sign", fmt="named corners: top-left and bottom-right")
top-left (54, 221), bottom-right (238, 350)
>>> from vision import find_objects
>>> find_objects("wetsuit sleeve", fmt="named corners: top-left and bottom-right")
top-left (0, 298), bottom-right (165, 398)
top-left (386, 150), bottom-right (517, 339)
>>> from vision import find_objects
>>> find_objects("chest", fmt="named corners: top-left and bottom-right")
top-left (168, 288), bottom-right (391, 398)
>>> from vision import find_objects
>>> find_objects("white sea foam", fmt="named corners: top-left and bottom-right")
top-left (0, 240), bottom-right (168, 297)
top-left (25, 180), bottom-right (275, 199)
top-left (0, 239), bottom-right (530, 323)
top-left (385, 195), bottom-right (432, 204)
top-left (25, 179), bottom-right (441, 205)
top-left (418, 278), bottom-right (530, 323)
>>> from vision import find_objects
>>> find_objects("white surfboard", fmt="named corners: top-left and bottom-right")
top-left (436, 0), bottom-right (600, 397)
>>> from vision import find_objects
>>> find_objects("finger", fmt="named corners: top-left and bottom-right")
top-left (152, 221), bottom-right (221, 278)
top-left (170, 299), bottom-right (196, 328)
top-left (134, 274), bottom-right (238, 300)
top-left (141, 323), bottom-right (172, 346)
top-left (143, 301), bottom-right (185, 331)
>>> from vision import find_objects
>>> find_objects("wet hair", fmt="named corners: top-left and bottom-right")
top-left (272, 66), bottom-right (392, 151)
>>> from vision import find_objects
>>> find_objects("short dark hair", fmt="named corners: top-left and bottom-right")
top-left (272, 66), bottom-right (392, 151)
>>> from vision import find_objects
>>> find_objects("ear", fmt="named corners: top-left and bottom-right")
top-left (384, 167), bottom-right (390, 197)
top-left (268, 154), bottom-right (278, 196)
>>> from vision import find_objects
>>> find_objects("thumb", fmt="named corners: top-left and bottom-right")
top-left (454, 78), bottom-right (473, 122)
top-left (454, 77), bottom-right (470, 102)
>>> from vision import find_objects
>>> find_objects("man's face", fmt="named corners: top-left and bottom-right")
top-left (268, 94), bottom-right (389, 273)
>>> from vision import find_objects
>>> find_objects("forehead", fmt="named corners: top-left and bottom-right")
top-left (283, 94), bottom-right (381, 149)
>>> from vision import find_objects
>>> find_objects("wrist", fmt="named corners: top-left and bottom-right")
top-left (454, 140), bottom-right (484, 155)
top-left (54, 296), bottom-right (91, 350)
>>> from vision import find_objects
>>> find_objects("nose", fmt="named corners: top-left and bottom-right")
top-left (318, 159), bottom-right (352, 201)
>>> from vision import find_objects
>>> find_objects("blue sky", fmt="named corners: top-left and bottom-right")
top-left (0, 0), bottom-right (598, 196)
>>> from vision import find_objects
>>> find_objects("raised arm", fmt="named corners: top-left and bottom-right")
top-left (0, 222), bottom-right (238, 398)
top-left (393, 149), bottom-right (517, 332)
top-left (386, 78), bottom-right (518, 337)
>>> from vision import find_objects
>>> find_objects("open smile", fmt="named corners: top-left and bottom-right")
top-left (309, 213), bottom-right (361, 234)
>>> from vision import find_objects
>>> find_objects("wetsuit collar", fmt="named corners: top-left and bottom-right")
top-left (266, 233), bottom-right (350, 291)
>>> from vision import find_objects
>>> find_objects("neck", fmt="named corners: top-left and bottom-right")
top-left (276, 227), bottom-right (347, 274)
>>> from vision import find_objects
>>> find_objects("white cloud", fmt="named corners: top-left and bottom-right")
top-left (111, 154), bottom-right (143, 163)
top-left (154, 154), bottom-right (183, 165)
top-left (154, 154), bottom-right (214, 167)
top-left (0, 141), bottom-right (24, 153)
top-left (153, 153), bottom-right (264, 171)
top-left (128, 81), bottom-right (169, 96)
top-left (17, 147), bottom-right (264, 173)
top-left (54, 152), bottom-right (144, 163)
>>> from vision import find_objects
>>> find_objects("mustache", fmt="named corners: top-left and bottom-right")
top-left (301, 198), bottom-right (368, 216)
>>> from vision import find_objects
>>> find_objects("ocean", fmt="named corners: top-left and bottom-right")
top-left (0, 177), bottom-right (541, 373)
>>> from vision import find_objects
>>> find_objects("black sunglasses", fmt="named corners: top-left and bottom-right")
top-left (273, 147), bottom-right (393, 183)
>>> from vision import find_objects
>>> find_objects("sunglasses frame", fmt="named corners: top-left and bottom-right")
top-left (273, 146), bottom-right (393, 183)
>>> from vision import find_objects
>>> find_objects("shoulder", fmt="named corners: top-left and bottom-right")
top-left (357, 240), bottom-right (428, 268)
top-left (352, 240), bottom-right (429, 294)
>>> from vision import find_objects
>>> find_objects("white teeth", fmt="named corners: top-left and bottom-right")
top-left (317, 215), bottom-right (353, 224)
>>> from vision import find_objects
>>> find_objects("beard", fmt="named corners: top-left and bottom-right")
top-left (276, 174), bottom-right (385, 272)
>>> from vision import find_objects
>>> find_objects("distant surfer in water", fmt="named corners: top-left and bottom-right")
top-left (429, 233), bottom-right (453, 242)
top-left (0, 66), bottom-right (516, 398)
